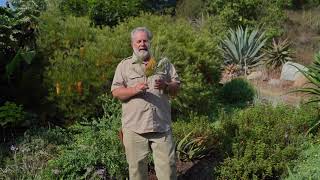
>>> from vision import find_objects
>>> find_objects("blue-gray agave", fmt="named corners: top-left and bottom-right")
top-left (219, 26), bottom-right (267, 74)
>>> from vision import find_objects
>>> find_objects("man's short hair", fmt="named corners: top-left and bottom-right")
top-left (131, 27), bottom-right (152, 42)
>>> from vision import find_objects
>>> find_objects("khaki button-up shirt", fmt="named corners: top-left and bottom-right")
top-left (111, 54), bottom-right (180, 134)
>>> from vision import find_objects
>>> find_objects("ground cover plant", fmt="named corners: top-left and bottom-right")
top-left (286, 142), bottom-right (320, 179)
top-left (41, 95), bottom-right (127, 179)
top-left (216, 104), bottom-right (319, 179)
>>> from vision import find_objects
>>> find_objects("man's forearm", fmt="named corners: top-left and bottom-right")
top-left (112, 87), bottom-right (139, 101)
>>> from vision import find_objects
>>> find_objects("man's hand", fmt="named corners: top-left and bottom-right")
top-left (154, 79), bottom-right (167, 90)
top-left (134, 82), bottom-right (149, 94)
top-left (112, 82), bottom-right (148, 101)
top-left (155, 79), bottom-right (180, 97)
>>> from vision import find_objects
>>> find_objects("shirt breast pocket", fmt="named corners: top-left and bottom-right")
top-left (127, 74), bottom-right (144, 87)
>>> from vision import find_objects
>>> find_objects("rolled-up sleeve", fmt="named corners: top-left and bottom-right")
top-left (111, 62), bottom-right (126, 92)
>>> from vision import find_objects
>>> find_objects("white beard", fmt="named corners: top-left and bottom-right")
top-left (133, 48), bottom-right (150, 61)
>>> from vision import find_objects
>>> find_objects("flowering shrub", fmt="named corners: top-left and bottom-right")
top-left (39, 8), bottom-right (226, 120)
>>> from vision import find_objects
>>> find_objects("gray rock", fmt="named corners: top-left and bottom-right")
top-left (280, 62), bottom-right (308, 81)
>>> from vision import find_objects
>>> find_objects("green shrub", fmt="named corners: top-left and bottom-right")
top-left (175, 0), bottom-right (204, 19)
top-left (173, 114), bottom-right (225, 161)
top-left (38, 7), bottom-right (121, 119)
top-left (0, 102), bottom-right (26, 127)
top-left (216, 104), bottom-right (318, 179)
top-left (39, 9), bottom-right (226, 119)
top-left (59, 0), bottom-right (89, 16)
top-left (292, 51), bottom-right (320, 134)
top-left (57, 0), bottom-right (144, 27)
top-left (204, 0), bottom-right (287, 37)
top-left (93, 14), bottom-right (226, 117)
top-left (220, 78), bottom-right (255, 104)
top-left (89, 0), bottom-right (143, 27)
top-left (286, 142), bottom-right (320, 180)
top-left (42, 94), bottom-right (127, 179)
top-left (289, 0), bottom-right (320, 9)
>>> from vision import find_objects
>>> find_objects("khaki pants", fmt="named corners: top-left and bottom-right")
top-left (122, 128), bottom-right (177, 180)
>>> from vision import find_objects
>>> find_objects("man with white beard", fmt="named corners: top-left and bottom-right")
top-left (111, 27), bottom-right (180, 180)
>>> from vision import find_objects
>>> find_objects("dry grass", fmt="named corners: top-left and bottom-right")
top-left (283, 8), bottom-right (320, 65)
top-left (249, 66), bottom-right (311, 106)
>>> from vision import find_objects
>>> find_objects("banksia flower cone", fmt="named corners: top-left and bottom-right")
top-left (56, 82), bottom-right (61, 95)
top-left (80, 47), bottom-right (85, 59)
top-left (76, 81), bottom-right (83, 95)
top-left (145, 57), bottom-right (157, 77)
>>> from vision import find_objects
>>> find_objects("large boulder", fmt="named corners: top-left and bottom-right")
top-left (280, 62), bottom-right (308, 81)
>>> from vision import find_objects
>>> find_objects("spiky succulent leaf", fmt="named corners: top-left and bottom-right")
top-left (263, 38), bottom-right (294, 69)
top-left (290, 52), bottom-right (320, 101)
top-left (219, 26), bottom-right (267, 72)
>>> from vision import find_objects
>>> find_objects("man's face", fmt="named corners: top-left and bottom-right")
top-left (132, 31), bottom-right (150, 60)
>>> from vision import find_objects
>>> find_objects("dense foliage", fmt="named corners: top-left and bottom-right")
top-left (39, 5), bottom-right (226, 119)
top-left (286, 142), bottom-right (320, 179)
top-left (0, 102), bottom-right (25, 127)
top-left (173, 114), bottom-right (225, 161)
top-left (203, 0), bottom-right (288, 37)
top-left (42, 95), bottom-right (127, 179)
top-left (220, 78), bottom-right (256, 104)
top-left (217, 104), bottom-right (318, 179)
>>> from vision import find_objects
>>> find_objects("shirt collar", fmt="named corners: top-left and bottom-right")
top-left (131, 53), bottom-right (140, 64)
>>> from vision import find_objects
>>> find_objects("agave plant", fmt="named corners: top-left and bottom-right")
top-left (293, 52), bottom-right (320, 104)
top-left (263, 38), bottom-right (293, 69)
top-left (291, 51), bottom-right (320, 134)
top-left (219, 26), bottom-right (267, 75)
